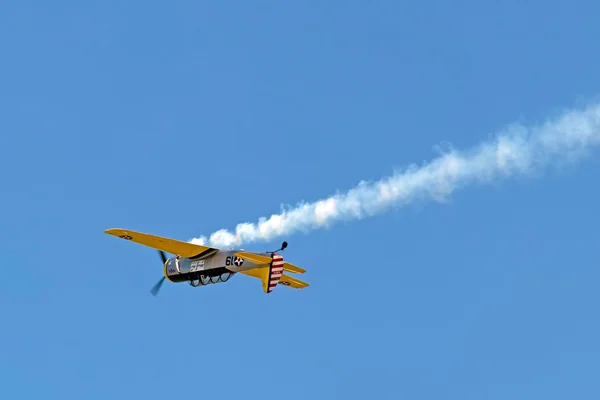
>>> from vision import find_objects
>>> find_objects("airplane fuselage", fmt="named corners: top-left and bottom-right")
top-left (163, 249), bottom-right (270, 286)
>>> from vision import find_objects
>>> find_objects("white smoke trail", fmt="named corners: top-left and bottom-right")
top-left (190, 101), bottom-right (600, 248)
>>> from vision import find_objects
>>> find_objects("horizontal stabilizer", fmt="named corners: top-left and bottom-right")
top-left (238, 253), bottom-right (285, 293)
top-left (283, 262), bottom-right (306, 274)
top-left (278, 274), bottom-right (309, 289)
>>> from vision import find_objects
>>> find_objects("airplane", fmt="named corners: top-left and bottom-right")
top-left (104, 228), bottom-right (309, 296)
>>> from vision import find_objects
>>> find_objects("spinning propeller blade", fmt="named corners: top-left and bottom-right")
top-left (158, 250), bottom-right (167, 264)
top-left (150, 250), bottom-right (168, 297)
top-left (150, 276), bottom-right (166, 296)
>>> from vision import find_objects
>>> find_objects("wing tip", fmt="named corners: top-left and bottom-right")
top-left (104, 228), bottom-right (127, 236)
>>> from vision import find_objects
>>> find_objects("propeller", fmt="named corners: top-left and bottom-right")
top-left (150, 250), bottom-right (168, 297)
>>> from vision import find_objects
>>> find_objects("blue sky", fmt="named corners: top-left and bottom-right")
top-left (2, 1), bottom-right (600, 398)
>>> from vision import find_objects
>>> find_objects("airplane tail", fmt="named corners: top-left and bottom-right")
top-left (236, 251), bottom-right (309, 293)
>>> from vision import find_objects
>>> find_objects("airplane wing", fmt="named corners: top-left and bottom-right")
top-left (104, 228), bottom-right (218, 258)
top-left (233, 251), bottom-right (273, 266)
top-left (233, 251), bottom-right (306, 274)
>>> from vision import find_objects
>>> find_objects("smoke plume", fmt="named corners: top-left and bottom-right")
top-left (190, 101), bottom-right (600, 248)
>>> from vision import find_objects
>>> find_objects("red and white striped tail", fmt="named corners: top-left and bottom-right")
top-left (267, 254), bottom-right (285, 293)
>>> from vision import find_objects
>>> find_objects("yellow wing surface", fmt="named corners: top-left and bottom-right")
top-left (233, 251), bottom-right (307, 274)
top-left (233, 251), bottom-right (273, 266)
top-left (104, 228), bottom-right (217, 258)
top-left (278, 273), bottom-right (310, 289)
top-left (239, 270), bottom-right (309, 291)
top-left (280, 261), bottom-right (306, 274)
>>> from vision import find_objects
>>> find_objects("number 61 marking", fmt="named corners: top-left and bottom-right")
top-left (226, 256), bottom-right (242, 266)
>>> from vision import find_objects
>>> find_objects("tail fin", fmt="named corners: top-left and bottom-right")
top-left (266, 253), bottom-right (284, 293)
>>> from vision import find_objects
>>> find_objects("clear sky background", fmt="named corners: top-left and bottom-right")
top-left (2, 1), bottom-right (600, 399)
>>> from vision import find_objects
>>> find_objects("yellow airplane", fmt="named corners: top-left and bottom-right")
top-left (104, 228), bottom-right (309, 296)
